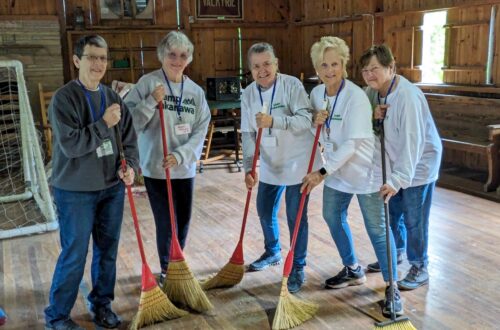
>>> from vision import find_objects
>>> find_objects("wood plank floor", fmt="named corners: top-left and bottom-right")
top-left (1, 166), bottom-right (500, 329)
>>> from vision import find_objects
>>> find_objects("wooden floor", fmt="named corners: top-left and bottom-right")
top-left (1, 165), bottom-right (500, 330)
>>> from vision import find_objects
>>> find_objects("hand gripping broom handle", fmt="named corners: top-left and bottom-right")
top-left (282, 124), bottom-right (322, 277)
top-left (229, 102), bottom-right (269, 264)
top-left (157, 101), bottom-right (184, 261)
top-left (115, 128), bottom-right (147, 265)
top-left (378, 119), bottom-right (397, 321)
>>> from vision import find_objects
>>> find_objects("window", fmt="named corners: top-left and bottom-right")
top-left (421, 11), bottom-right (447, 83)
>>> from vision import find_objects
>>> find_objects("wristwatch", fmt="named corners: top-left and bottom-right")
top-left (319, 167), bottom-right (327, 176)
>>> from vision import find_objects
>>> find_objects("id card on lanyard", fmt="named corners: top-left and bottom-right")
top-left (258, 76), bottom-right (277, 136)
top-left (324, 79), bottom-right (344, 140)
top-left (77, 80), bottom-right (113, 158)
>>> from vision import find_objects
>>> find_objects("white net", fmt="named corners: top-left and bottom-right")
top-left (0, 60), bottom-right (57, 239)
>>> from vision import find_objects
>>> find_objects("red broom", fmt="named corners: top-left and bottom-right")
top-left (272, 124), bottom-right (322, 330)
top-left (114, 128), bottom-right (187, 330)
top-left (202, 101), bottom-right (269, 290)
top-left (157, 100), bottom-right (213, 312)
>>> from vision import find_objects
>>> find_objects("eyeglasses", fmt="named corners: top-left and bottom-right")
top-left (166, 52), bottom-right (189, 61)
top-left (361, 66), bottom-right (383, 75)
top-left (81, 54), bottom-right (108, 63)
top-left (251, 61), bottom-right (275, 71)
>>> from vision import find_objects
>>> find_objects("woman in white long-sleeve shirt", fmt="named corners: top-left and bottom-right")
top-left (360, 44), bottom-right (442, 291)
top-left (241, 42), bottom-right (321, 294)
top-left (124, 31), bottom-right (210, 283)
top-left (301, 36), bottom-right (401, 317)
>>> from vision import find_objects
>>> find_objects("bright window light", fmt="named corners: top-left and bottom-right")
top-left (421, 11), bottom-right (447, 83)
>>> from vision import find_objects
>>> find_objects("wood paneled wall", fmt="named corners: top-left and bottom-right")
top-left (2, 0), bottom-right (499, 89)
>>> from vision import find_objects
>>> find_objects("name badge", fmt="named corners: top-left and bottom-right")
top-left (96, 139), bottom-right (114, 158)
top-left (175, 123), bottom-right (191, 135)
top-left (261, 136), bottom-right (277, 147)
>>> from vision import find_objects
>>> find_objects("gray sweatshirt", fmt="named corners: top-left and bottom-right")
top-left (49, 80), bottom-right (139, 191)
top-left (124, 70), bottom-right (211, 179)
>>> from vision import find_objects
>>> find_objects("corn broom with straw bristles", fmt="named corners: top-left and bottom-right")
top-left (272, 124), bottom-right (322, 330)
top-left (373, 118), bottom-right (416, 330)
top-left (157, 100), bottom-right (213, 312)
top-left (201, 101), bottom-right (269, 290)
top-left (114, 128), bottom-right (187, 330)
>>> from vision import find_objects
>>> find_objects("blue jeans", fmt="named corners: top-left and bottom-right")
top-left (45, 183), bottom-right (125, 326)
top-left (323, 186), bottom-right (397, 282)
top-left (389, 181), bottom-right (436, 269)
top-left (143, 176), bottom-right (194, 272)
top-left (256, 182), bottom-right (309, 269)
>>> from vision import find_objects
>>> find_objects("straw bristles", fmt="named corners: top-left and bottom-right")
top-left (374, 318), bottom-right (417, 330)
top-left (272, 277), bottom-right (318, 330)
top-left (129, 285), bottom-right (188, 329)
top-left (201, 262), bottom-right (244, 290)
top-left (163, 260), bottom-right (214, 312)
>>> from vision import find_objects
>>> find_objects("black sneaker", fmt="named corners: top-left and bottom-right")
top-left (91, 305), bottom-right (122, 329)
top-left (45, 319), bottom-right (84, 330)
top-left (398, 265), bottom-right (429, 290)
top-left (325, 266), bottom-right (366, 289)
top-left (158, 271), bottom-right (167, 287)
top-left (367, 253), bottom-right (404, 272)
top-left (248, 252), bottom-right (282, 271)
top-left (383, 286), bottom-right (404, 317)
top-left (287, 267), bottom-right (305, 293)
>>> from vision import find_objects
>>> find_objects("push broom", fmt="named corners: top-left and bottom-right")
top-left (202, 101), bottom-right (269, 290)
top-left (272, 124), bottom-right (322, 330)
top-left (374, 119), bottom-right (416, 330)
top-left (157, 100), bottom-right (213, 312)
top-left (114, 128), bottom-right (187, 330)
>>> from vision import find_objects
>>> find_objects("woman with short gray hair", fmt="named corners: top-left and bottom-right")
top-left (124, 31), bottom-right (210, 284)
top-left (241, 42), bottom-right (322, 294)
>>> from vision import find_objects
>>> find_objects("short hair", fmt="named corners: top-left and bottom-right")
top-left (157, 31), bottom-right (194, 64)
top-left (74, 35), bottom-right (108, 58)
top-left (359, 44), bottom-right (395, 69)
top-left (247, 42), bottom-right (277, 70)
top-left (310, 36), bottom-right (350, 78)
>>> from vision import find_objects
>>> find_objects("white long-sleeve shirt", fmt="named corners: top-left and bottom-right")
top-left (241, 73), bottom-right (322, 186)
top-left (310, 80), bottom-right (382, 194)
top-left (365, 75), bottom-right (442, 191)
top-left (124, 69), bottom-right (211, 179)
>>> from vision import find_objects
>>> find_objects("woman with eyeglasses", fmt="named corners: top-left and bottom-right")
top-left (360, 44), bottom-right (442, 292)
top-left (124, 31), bottom-right (211, 284)
top-left (300, 36), bottom-right (401, 317)
top-left (241, 42), bottom-right (322, 294)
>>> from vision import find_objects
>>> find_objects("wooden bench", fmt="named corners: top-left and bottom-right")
top-left (426, 93), bottom-right (500, 195)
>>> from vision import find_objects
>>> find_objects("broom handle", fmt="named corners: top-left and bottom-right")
top-left (282, 124), bottom-right (322, 277)
top-left (379, 119), bottom-right (397, 321)
top-left (229, 127), bottom-right (263, 264)
top-left (157, 100), bottom-right (185, 261)
top-left (115, 128), bottom-right (147, 265)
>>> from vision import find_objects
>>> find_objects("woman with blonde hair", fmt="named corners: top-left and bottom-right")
top-left (301, 36), bottom-right (402, 317)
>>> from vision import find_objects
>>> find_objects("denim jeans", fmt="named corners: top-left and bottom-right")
top-left (256, 182), bottom-right (309, 269)
top-left (45, 183), bottom-right (125, 326)
top-left (144, 176), bottom-right (194, 272)
top-left (389, 181), bottom-right (436, 269)
top-left (323, 186), bottom-right (398, 282)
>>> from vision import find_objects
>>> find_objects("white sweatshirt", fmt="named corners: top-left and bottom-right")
top-left (365, 75), bottom-right (442, 191)
top-left (241, 73), bottom-right (322, 186)
top-left (124, 69), bottom-right (211, 179)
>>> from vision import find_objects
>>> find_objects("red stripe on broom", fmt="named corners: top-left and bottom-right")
top-left (157, 100), bottom-right (213, 312)
top-left (202, 102), bottom-right (269, 290)
top-left (114, 128), bottom-right (186, 329)
top-left (272, 125), bottom-right (322, 330)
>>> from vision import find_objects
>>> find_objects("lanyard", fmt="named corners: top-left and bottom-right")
top-left (377, 75), bottom-right (397, 106)
top-left (162, 69), bottom-right (184, 122)
top-left (77, 79), bottom-right (105, 122)
top-left (323, 78), bottom-right (345, 139)
top-left (258, 76), bottom-right (277, 135)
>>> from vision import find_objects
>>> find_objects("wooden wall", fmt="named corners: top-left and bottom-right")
top-left (0, 17), bottom-right (63, 126)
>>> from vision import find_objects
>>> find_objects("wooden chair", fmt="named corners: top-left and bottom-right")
top-left (38, 83), bottom-right (54, 160)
